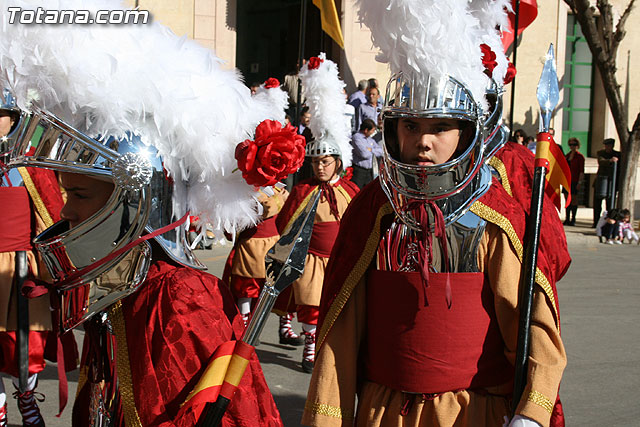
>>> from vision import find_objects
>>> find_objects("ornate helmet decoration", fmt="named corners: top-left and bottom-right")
top-left (357, 0), bottom-right (511, 228)
top-left (298, 53), bottom-right (353, 166)
top-left (0, 88), bottom-right (27, 158)
top-left (0, 0), bottom-right (289, 331)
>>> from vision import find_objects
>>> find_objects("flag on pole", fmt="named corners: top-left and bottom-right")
top-left (501, 0), bottom-right (538, 51)
top-left (536, 132), bottom-right (572, 210)
top-left (313, 0), bottom-right (345, 48)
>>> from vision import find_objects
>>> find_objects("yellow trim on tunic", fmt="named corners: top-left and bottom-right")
top-left (108, 301), bottom-right (143, 427)
top-left (317, 203), bottom-right (393, 349)
top-left (282, 187), bottom-right (319, 233)
top-left (527, 390), bottom-right (554, 414)
top-left (305, 400), bottom-right (353, 420)
top-left (17, 167), bottom-right (55, 228)
top-left (488, 156), bottom-right (513, 197)
top-left (469, 201), bottom-right (560, 327)
top-left (334, 184), bottom-right (353, 204)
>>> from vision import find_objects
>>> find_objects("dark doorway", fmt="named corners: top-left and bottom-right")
top-left (236, 0), bottom-right (336, 86)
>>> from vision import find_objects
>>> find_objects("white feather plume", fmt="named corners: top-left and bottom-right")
top-left (298, 53), bottom-right (352, 168)
top-left (0, 0), bottom-right (287, 234)
top-left (469, 0), bottom-right (512, 85)
top-left (251, 80), bottom-right (289, 125)
top-left (357, 0), bottom-right (504, 110)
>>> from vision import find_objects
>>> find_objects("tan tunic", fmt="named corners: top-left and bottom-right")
top-left (293, 186), bottom-right (351, 307)
top-left (231, 187), bottom-right (288, 279)
top-left (302, 223), bottom-right (566, 427)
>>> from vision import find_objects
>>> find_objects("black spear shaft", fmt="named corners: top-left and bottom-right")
top-left (15, 250), bottom-right (30, 392)
top-left (512, 164), bottom-right (546, 413)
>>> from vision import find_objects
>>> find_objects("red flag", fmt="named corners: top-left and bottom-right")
top-left (536, 132), bottom-right (572, 210)
top-left (501, 0), bottom-right (538, 51)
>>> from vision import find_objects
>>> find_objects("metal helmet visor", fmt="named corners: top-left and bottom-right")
top-left (483, 79), bottom-right (509, 161)
top-left (0, 89), bottom-right (28, 158)
top-left (379, 73), bottom-right (489, 228)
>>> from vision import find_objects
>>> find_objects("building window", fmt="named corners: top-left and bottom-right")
top-left (562, 14), bottom-right (594, 157)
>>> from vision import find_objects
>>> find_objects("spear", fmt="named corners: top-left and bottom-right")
top-left (197, 189), bottom-right (322, 427)
top-left (512, 44), bottom-right (559, 413)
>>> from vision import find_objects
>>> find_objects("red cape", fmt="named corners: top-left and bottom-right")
top-left (73, 261), bottom-right (282, 427)
top-left (275, 177), bottom-right (359, 234)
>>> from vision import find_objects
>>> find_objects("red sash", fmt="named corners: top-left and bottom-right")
top-left (308, 222), bottom-right (340, 258)
top-left (0, 186), bottom-right (33, 252)
top-left (238, 216), bottom-right (279, 240)
top-left (364, 270), bottom-right (511, 394)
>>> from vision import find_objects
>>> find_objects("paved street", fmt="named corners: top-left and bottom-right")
top-left (5, 217), bottom-right (639, 426)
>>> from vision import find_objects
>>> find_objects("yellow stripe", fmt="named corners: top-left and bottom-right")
top-left (305, 400), bottom-right (353, 420)
top-left (535, 139), bottom-right (550, 161)
top-left (17, 167), bottom-right (55, 227)
top-left (469, 201), bottom-right (560, 327)
top-left (527, 390), bottom-right (554, 414)
top-left (223, 354), bottom-right (250, 387)
top-left (108, 301), bottom-right (143, 427)
top-left (317, 203), bottom-right (393, 349)
top-left (282, 188), bottom-right (319, 233)
top-left (334, 184), bottom-right (352, 204)
top-left (488, 156), bottom-right (513, 197)
top-left (183, 354), bottom-right (232, 403)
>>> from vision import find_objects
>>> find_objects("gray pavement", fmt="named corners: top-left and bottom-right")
top-left (6, 218), bottom-right (639, 426)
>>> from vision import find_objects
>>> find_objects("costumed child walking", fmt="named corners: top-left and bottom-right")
top-left (303, 2), bottom-right (567, 427)
top-left (274, 54), bottom-right (358, 373)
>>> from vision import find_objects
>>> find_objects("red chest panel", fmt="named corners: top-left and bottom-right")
top-left (364, 270), bottom-right (512, 394)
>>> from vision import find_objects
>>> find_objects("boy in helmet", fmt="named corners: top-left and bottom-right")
top-left (302, 2), bottom-right (567, 427)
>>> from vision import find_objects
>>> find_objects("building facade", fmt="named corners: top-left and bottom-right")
top-left (128, 0), bottom-right (640, 213)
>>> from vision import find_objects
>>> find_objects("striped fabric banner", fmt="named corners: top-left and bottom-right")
top-left (536, 132), bottom-right (572, 210)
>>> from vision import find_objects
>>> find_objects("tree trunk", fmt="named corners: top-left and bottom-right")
top-left (618, 113), bottom-right (640, 219)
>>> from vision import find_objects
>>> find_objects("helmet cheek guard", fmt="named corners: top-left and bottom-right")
top-left (9, 105), bottom-right (203, 331)
top-left (0, 89), bottom-right (28, 159)
top-left (379, 72), bottom-right (492, 228)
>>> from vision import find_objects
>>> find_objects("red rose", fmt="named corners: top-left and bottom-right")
top-left (264, 77), bottom-right (280, 89)
top-left (504, 61), bottom-right (517, 85)
top-left (235, 120), bottom-right (306, 187)
top-left (308, 56), bottom-right (324, 70)
top-left (480, 44), bottom-right (498, 78)
top-left (342, 167), bottom-right (353, 181)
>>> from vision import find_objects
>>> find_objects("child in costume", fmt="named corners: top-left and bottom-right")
top-left (275, 54), bottom-right (358, 373)
top-left (0, 1), bottom-right (296, 425)
top-left (303, 2), bottom-right (567, 427)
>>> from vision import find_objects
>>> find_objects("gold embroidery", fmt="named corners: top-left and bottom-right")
top-left (470, 201), bottom-right (560, 328)
top-left (488, 157), bottom-right (513, 197)
top-left (304, 400), bottom-right (353, 420)
top-left (282, 188), bottom-right (319, 233)
top-left (75, 366), bottom-right (88, 398)
top-left (317, 203), bottom-right (393, 348)
top-left (334, 184), bottom-right (352, 204)
top-left (527, 390), bottom-right (554, 414)
top-left (108, 301), bottom-right (143, 427)
top-left (17, 167), bottom-right (55, 227)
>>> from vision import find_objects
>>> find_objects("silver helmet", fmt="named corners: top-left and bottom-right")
top-left (0, 88), bottom-right (27, 158)
top-left (9, 104), bottom-right (203, 331)
top-left (482, 79), bottom-right (509, 161)
top-left (305, 138), bottom-right (341, 158)
top-left (379, 72), bottom-right (492, 229)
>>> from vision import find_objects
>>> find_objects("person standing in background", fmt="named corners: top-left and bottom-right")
top-left (593, 138), bottom-right (621, 227)
top-left (564, 137), bottom-right (585, 226)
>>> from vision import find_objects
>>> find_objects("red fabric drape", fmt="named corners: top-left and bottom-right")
top-left (502, 0), bottom-right (538, 51)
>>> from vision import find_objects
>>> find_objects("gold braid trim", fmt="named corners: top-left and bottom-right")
top-left (75, 366), bottom-right (88, 399)
top-left (527, 390), bottom-right (554, 414)
top-left (488, 156), bottom-right (513, 197)
top-left (469, 201), bottom-right (560, 329)
top-left (334, 184), bottom-right (353, 204)
top-left (282, 187), bottom-right (319, 233)
top-left (17, 167), bottom-right (55, 227)
top-left (317, 203), bottom-right (393, 349)
top-left (108, 301), bottom-right (143, 427)
top-left (304, 400), bottom-right (354, 420)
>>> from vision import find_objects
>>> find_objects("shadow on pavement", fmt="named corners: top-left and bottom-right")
top-left (272, 392), bottom-right (307, 427)
top-left (256, 344), bottom-right (301, 372)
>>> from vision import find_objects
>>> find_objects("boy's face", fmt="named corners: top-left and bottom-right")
top-left (396, 117), bottom-right (466, 165)
top-left (59, 172), bottom-right (115, 229)
top-left (0, 111), bottom-right (15, 137)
